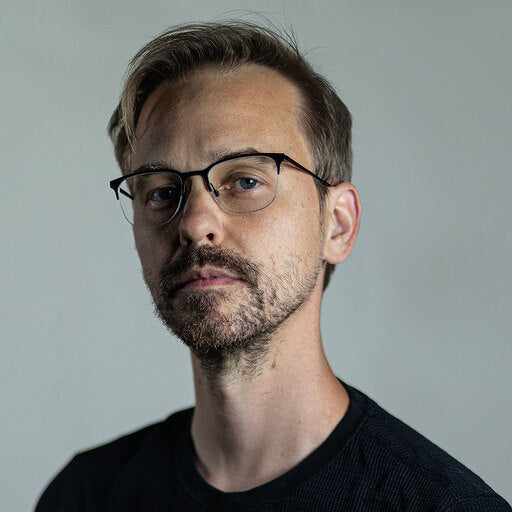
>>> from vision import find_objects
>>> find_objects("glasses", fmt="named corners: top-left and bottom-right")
top-left (109, 152), bottom-right (331, 227)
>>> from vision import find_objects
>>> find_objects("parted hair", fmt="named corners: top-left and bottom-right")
top-left (108, 21), bottom-right (353, 291)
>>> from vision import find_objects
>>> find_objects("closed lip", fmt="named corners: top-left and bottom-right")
top-left (178, 267), bottom-right (239, 289)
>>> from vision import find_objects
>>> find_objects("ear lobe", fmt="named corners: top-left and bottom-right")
top-left (324, 183), bottom-right (361, 265)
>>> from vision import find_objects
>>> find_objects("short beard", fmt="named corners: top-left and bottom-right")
top-left (143, 245), bottom-right (322, 378)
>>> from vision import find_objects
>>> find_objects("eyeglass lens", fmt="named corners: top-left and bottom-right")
top-left (118, 155), bottom-right (279, 226)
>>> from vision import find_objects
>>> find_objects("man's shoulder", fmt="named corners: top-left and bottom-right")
top-left (35, 407), bottom-right (193, 511)
top-left (356, 389), bottom-right (486, 489)
top-left (72, 406), bottom-right (192, 467)
top-left (339, 384), bottom-right (510, 510)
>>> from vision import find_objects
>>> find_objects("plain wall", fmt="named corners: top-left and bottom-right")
top-left (1, 1), bottom-right (510, 510)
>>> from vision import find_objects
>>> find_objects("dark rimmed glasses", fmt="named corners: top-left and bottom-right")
top-left (109, 152), bottom-right (331, 227)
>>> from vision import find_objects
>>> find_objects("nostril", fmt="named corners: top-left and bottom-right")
top-left (207, 233), bottom-right (214, 240)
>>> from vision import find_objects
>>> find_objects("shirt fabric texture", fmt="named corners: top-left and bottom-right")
top-left (35, 382), bottom-right (511, 511)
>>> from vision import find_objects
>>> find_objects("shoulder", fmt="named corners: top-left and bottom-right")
top-left (342, 384), bottom-right (511, 510)
top-left (34, 408), bottom-right (193, 511)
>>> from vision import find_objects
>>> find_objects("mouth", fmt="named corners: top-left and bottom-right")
top-left (177, 267), bottom-right (240, 291)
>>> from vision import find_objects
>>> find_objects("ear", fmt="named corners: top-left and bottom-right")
top-left (323, 183), bottom-right (361, 265)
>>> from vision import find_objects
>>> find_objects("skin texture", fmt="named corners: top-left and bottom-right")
top-left (131, 65), bottom-right (361, 491)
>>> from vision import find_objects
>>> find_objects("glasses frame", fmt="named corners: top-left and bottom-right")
top-left (109, 152), bottom-right (331, 226)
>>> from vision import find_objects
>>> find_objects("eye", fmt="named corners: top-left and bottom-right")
top-left (232, 177), bottom-right (261, 190)
top-left (148, 186), bottom-right (179, 204)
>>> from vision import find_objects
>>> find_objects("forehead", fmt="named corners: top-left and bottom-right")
top-left (132, 65), bottom-right (312, 170)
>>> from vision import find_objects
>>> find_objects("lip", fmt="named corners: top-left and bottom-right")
top-left (178, 267), bottom-right (239, 290)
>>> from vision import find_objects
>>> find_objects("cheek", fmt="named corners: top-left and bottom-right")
top-left (236, 205), bottom-right (322, 271)
top-left (267, 186), bottom-right (324, 255)
top-left (134, 227), bottom-right (173, 272)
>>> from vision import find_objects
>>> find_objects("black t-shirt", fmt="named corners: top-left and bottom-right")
top-left (35, 383), bottom-right (511, 511)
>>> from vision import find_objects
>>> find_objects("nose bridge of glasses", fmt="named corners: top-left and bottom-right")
top-left (181, 169), bottom-right (218, 204)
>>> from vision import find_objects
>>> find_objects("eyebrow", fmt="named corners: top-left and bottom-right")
top-left (131, 147), bottom-right (261, 174)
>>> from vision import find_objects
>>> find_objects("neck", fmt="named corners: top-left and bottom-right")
top-left (189, 298), bottom-right (349, 492)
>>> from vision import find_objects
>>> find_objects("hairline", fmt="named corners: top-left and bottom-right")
top-left (130, 63), bottom-right (318, 172)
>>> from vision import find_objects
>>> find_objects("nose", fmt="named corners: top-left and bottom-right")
top-left (178, 176), bottom-right (225, 247)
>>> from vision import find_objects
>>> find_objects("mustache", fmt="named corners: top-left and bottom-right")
top-left (158, 245), bottom-right (259, 294)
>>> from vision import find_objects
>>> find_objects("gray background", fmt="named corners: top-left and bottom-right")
top-left (1, 1), bottom-right (510, 510)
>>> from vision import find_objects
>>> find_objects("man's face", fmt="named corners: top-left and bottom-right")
top-left (131, 66), bottom-right (328, 362)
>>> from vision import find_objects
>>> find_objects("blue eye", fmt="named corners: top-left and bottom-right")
top-left (234, 177), bottom-right (260, 190)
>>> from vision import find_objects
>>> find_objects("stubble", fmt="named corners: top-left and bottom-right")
top-left (144, 244), bottom-right (322, 377)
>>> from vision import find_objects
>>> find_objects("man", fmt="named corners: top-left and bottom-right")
top-left (36, 22), bottom-right (510, 511)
